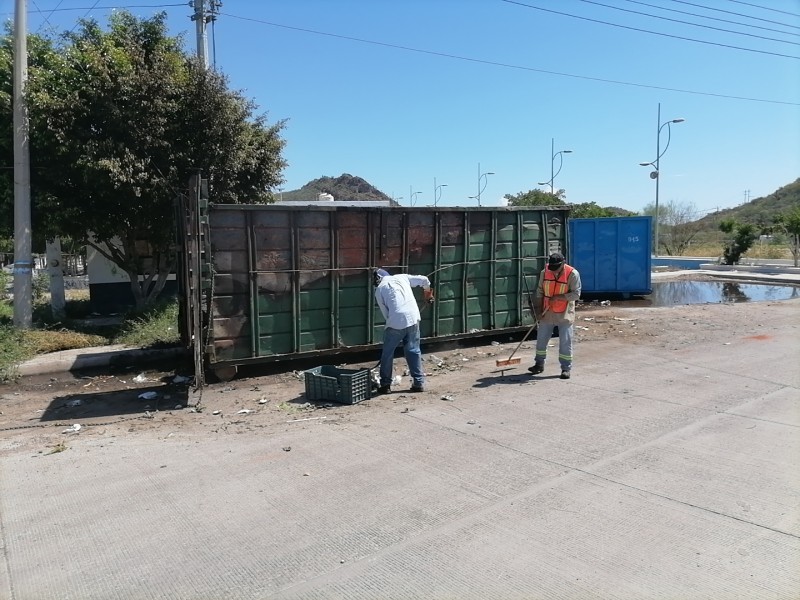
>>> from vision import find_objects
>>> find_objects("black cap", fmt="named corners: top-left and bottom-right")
top-left (548, 252), bottom-right (565, 268)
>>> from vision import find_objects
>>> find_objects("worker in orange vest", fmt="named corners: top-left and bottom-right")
top-left (529, 252), bottom-right (582, 379)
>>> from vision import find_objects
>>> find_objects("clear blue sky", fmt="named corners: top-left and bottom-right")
top-left (4, 0), bottom-right (800, 217)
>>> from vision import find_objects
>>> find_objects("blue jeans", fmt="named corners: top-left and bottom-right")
top-left (534, 322), bottom-right (574, 372)
top-left (380, 324), bottom-right (424, 388)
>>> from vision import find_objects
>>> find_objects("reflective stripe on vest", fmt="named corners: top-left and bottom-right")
top-left (543, 264), bottom-right (574, 313)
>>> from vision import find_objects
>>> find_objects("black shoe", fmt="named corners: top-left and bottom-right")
top-left (527, 364), bottom-right (544, 375)
top-left (377, 385), bottom-right (391, 394)
top-left (410, 385), bottom-right (425, 392)
top-left (560, 371), bottom-right (571, 380)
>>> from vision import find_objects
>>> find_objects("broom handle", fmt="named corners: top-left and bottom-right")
top-left (505, 322), bottom-right (537, 363)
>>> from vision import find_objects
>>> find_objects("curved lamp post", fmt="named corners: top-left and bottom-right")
top-left (468, 162), bottom-right (494, 206)
top-left (639, 103), bottom-right (685, 256)
top-left (409, 186), bottom-right (424, 206)
top-left (434, 177), bottom-right (448, 206)
top-left (537, 138), bottom-right (572, 194)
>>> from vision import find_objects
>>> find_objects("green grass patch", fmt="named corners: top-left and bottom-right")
top-left (0, 296), bottom-right (181, 382)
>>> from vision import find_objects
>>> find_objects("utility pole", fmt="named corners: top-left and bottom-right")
top-left (191, 0), bottom-right (221, 69)
top-left (13, 0), bottom-right (32, 328)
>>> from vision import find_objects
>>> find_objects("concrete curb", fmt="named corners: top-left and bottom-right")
top-left (16, 345), bottom-right (189, 377)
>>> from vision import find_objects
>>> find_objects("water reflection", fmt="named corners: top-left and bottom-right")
top-left (649, 281), bottom-right (799, 306)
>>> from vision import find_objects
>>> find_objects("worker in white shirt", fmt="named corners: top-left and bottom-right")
top-left (373, 268), bottom-right (433, 394)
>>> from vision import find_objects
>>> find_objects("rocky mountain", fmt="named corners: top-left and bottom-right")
top-left (278, 174), bottom-right (398, 205)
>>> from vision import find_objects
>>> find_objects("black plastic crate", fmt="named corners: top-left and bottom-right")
top-left (304, 365), bottom-right (372, 404)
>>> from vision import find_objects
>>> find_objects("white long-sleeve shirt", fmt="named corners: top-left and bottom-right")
top-left (375, 274), bottom-right (431, 329)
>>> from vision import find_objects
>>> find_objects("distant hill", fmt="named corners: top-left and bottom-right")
top-left (279, 174), bottom-right (399, 205)
top-left (696, 178), bottom-right (800, 227)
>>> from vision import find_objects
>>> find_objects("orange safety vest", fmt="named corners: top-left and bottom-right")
top-left (542, 265), bottom-right (574, 314)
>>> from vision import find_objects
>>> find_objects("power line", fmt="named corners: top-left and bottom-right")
top-left (724, 0), bottom-right (800, 19)
top-left (500, 0), bottom-right (800, 59)
top-left (665, 0), bottom-right (800, 29)
top-left (221, 12), bottom-right (800, 106)
top-left (621, 0), bottom-right (800, 37)
top-left (579, 0), bottom-right (800, 46)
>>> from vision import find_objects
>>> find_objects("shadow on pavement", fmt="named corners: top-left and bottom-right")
top-left (41, 380), bottom-right (191, 422)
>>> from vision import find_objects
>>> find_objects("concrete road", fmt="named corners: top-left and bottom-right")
top-left (1, 298), bottom-right (799, 599)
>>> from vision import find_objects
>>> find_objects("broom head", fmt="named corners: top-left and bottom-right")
top-left (495, 357), bottom-right (522, 367)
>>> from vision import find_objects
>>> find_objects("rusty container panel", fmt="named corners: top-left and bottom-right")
top-left (204, 205), bottom-right (569, 369)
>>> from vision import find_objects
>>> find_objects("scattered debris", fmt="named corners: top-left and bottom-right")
top-left (287, 416), bottom-right (327, 423)
top-left (467, 420), bottom-right (477, 425)
top-left (172, 375), bottom-right (192, 384)
top-left (282, 446), bottom-right (291, 452)
top-left (66, 399), bottom-right (83, 407)
top-left (491, 341), bottom-right (500, 346)
top-left (258, 397), bottom-right (269, 404)
top-left (133, 373), bottom-right (149, 383)
top-left (62, 424), bottom-right (82, 434)
top-left (212, 410), bottom-right (221, 415)
top-left (47, 442), bottom-right (67, 454)
top-left (236, 409), bottom-right (253, 415)
top-left (441, 395), bottom-right (455, 402)
top-left (138, 391), bottom-right (158, 401)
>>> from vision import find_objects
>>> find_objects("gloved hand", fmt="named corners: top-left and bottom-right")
top-left (424, 288), bottom-right (435, 304)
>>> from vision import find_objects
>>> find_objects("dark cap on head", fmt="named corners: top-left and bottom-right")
top-left (548, 252), bottom-right (565, 268)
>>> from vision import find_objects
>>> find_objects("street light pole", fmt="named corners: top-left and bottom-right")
top-left (639, 103), bottom-right (685, 256)
top-left (537, 138), bottom-right (572, 194)
top-left (410, 185), bottom-right (423, 206)
top-left (471, 162), bottom-right (494, 207)
top-left (434, 177), bottom-right (448, 207)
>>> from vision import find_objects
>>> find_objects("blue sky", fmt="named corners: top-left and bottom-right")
top-left (4, 0), bottom-right (799, 217)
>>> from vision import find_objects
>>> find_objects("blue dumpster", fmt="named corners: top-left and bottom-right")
top-left (568, 217), bottom-right (652, 297)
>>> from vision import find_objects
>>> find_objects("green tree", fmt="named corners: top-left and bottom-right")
top-left (505, 188), bottom-right (566, 207)
top-left (774, 206), bottom-right (800, 267)
top-left (719, 219), bottom-right (757, 265)
top-left (0, 12), bottom-right (287, 307)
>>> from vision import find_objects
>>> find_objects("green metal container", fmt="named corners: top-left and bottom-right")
top-left (199, 204), bottom-right (569, 377)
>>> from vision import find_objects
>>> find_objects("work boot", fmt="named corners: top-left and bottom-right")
top-left (377, 385), bottom-right (391, 394)
top-left (527, 364), bottom-right (544, 375)
top-left (410, 384), bottom-right (425, 392)
top-left (560, 370), bottom-right (571, 380)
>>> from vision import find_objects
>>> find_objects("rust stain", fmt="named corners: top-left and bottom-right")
top-left (744, 334), bottom-right (772, 341)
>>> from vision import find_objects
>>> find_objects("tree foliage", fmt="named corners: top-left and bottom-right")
top-left (641, 200), bottom-right (704, 256)
top-left (719, 218), bottom-right (757, 265)
top-left (774, 206), bottom-right (800, 267)
top-left (0, 12), bottom-right (287, 307)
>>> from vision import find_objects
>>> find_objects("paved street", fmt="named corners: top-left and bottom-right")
top-left (1, 297), bottom-right (799, 599)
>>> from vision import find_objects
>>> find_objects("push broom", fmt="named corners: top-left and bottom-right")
top-left (496, 275), bottom-right (543, 368)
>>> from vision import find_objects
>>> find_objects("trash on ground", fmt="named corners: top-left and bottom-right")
top-left (133, 374), bottom-right (149, 383)
top-left (212, 410), bottom-right (221, 415)
top-left (172, 375), bottom-right (191, 384)
top-left (441, 395), bottom-right (455, 402)
top-left (258, 397), bottom-right (269, 404)
top-left (62, 424), bottom-right (82, 433)
top-left (66, 399), bottom-right (83, 407)
top-left (282, 446), bottom-right (291, 452)
top-left (287, 416), bottom-right (327, 423)
top-left (491, 341), bottom-right (500, 346)
top-left (600, 300), bottom-right (611, 306)
top-left (236, 409), bottom-right (252, 415)
top-left (467, 420), bottom-right (477, 425)
top-left (138, 391), bottom-right (158, 400)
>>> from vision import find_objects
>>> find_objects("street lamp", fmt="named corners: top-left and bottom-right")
top-left (468, 162), bottom-right (494, 206)
top-left (537, 138), bottom-right (572, 194)
top-left (409, 185), bottom-right (423, 206)
top-left (639, 103), bottom-right (685, 256)
top-left (434, 177), bottom-right (448, 206)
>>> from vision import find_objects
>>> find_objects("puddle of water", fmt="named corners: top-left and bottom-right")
top-left (620, 280), bottom-right (800, 307)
